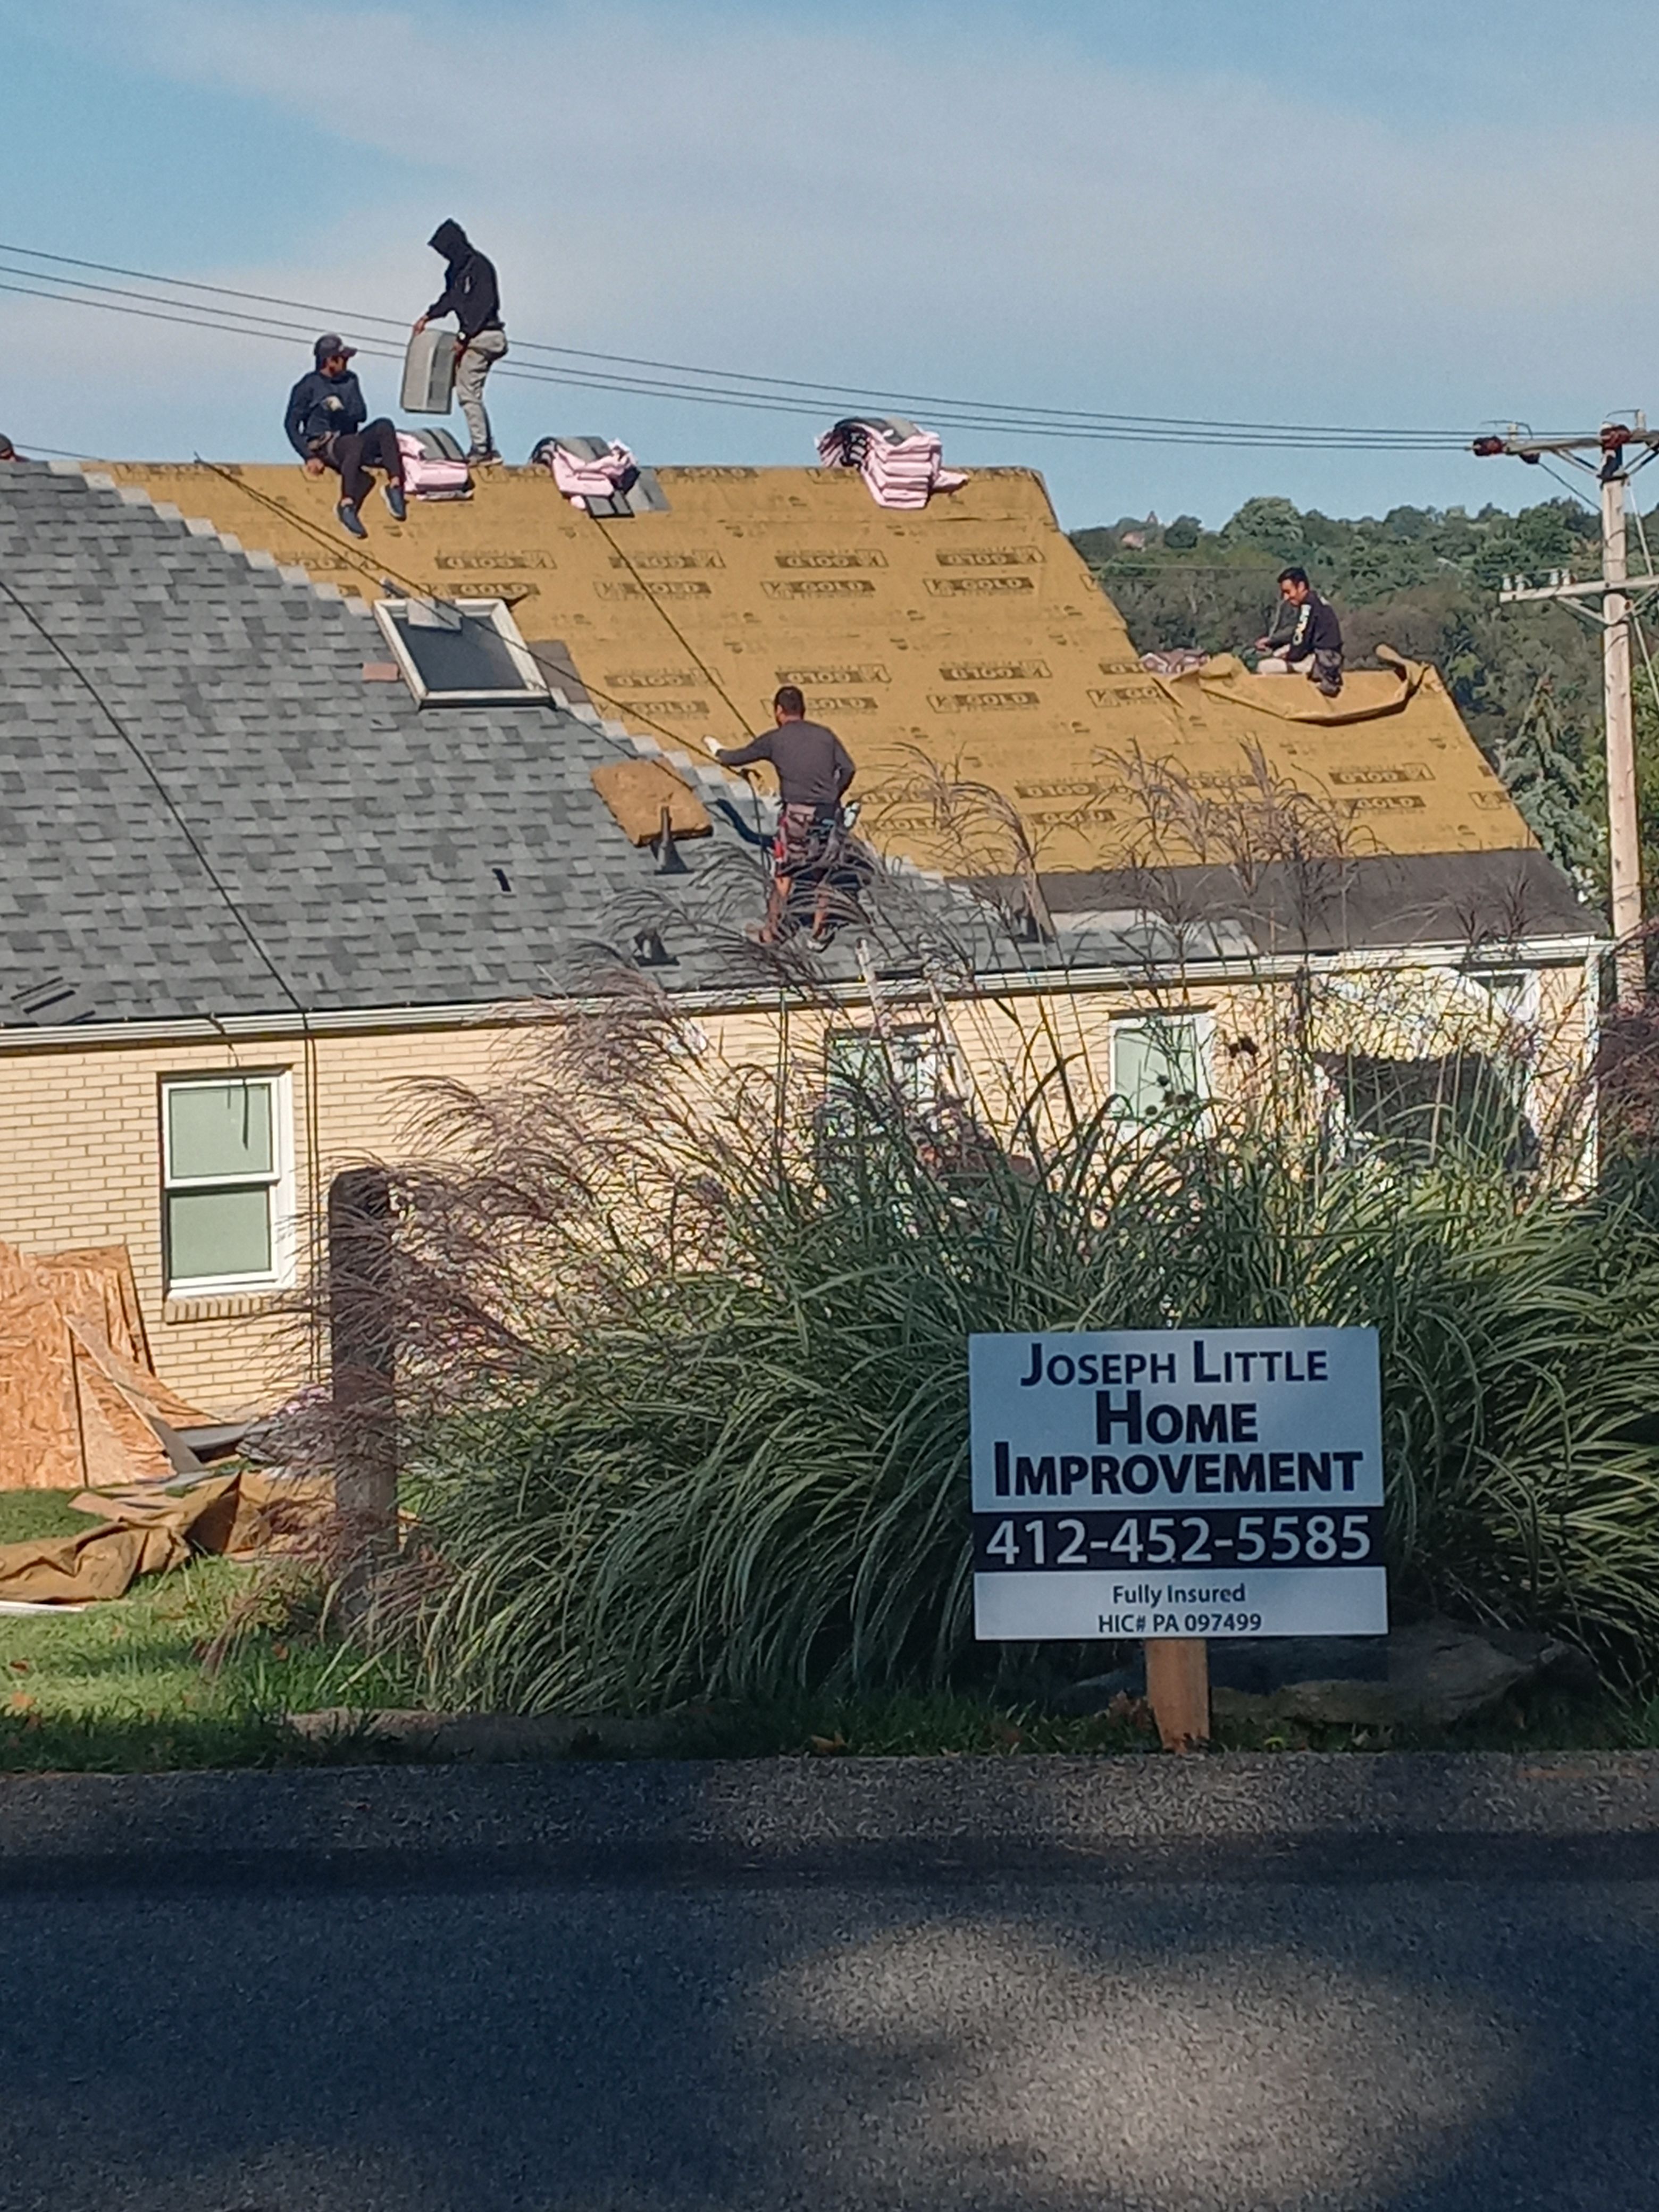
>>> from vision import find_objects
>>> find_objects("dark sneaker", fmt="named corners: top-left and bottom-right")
top-left (465, 448), bottom-right (502, 466)
top-left (384, 482), bottom-right (407, 522)
top-left (337, 500), bottom-right (367, 539)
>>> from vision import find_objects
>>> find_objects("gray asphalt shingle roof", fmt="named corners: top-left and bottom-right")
top-left (0, 465), bottom-right (1598, 1033)
top-left (0, 464), bottom-right (857, 1026)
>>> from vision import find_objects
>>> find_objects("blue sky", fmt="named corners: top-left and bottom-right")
top-left (3, 0), bottom-right (1656, 527)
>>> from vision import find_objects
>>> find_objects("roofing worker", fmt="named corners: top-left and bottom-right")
top-left (414, 221), bottom-right (506, 467)
top-left (284, 334), bottom-right (406, 539)
top-left (0, 435), bottom-right (19, 462)
top-left (1255, 566), bottom-right (1343, 698)
top-left (707, 687), bottom-right (856, 943)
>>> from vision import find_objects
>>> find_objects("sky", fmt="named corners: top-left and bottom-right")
top-left (3, 0), bottom-right (1656, 529)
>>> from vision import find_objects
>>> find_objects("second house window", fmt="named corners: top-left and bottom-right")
top-left (161, 1074), bottom-right (294, 1296)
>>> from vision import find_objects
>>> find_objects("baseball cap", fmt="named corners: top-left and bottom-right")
top-left (313, 333), bottom-right (356, 363)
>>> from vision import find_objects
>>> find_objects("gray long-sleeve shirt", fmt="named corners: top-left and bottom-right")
top-left (715, 720), bottom-right (855, 807)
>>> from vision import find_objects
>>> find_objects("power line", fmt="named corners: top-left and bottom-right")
top-left (0, 239), bottom-right (1480, 451)
top-left (9, 240), bottom-right (1463, 436)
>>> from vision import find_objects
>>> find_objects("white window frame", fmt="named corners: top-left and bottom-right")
top-left (1457, 963), bottom-right (1542, 1031)
top-left (825, 1024), bottom-right (950, 1119)
top-left (372, 596), bottom-right (551, 707)
top-left (161, 1071), bottom-right (297, 1298)
top-left (1108, 1011), bottom-right (1214, 1121)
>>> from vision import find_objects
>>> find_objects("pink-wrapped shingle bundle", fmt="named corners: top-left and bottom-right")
top-left (816, 417), bottom-right (969, 510)
top-left (532, 436), bottom-right (640, 508)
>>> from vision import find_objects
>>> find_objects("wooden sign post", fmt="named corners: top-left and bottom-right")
top-left (1145, 1637), bottom-right (1210, 1751)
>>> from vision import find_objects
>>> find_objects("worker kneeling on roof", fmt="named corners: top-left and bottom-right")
top-left (707, 688), bottom-right (856, 944)
top-left (1255, 566), bottom-right (1343, 698)
top-left (284, 333), bottom-right (407, 540)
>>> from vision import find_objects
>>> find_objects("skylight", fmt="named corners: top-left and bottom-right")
top-left (373, 597), bottom-right (551, 707)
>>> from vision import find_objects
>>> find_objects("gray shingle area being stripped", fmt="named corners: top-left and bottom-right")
top-left (0, 466), bottom-right (986, 1027)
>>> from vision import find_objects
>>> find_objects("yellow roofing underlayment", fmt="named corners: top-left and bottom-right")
top-left (99, 460), bottom-right (1534, 875)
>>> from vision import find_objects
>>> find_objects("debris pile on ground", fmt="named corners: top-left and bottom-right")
top-left (1061, 1619), bottom-right (1598, 1730)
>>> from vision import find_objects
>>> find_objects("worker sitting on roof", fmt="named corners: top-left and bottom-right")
top-left (414, 221), bottom-right (506, 468)
top-left (284, 334), bottom-right (407, 540)
top-left (707, 687), bottom-right (857, 944)
top-left (1255, 566), bottom-right (1343, 698)
top-left (0, 435), bottom-right (18, 462)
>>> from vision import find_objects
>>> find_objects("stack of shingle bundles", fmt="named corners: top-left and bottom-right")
top-left (533, 437), bottom-right (640, 509)
top-left (816, 418), bottom-right (968, 510)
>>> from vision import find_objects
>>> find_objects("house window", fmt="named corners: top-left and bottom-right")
top-left (1464, 967), bottom-right (1539, 1027)
top-left (1320, 1051), bottom-right (1537, 1170)
top-left (1111, 1015), bottom-right (1209, 1118)
top-left (373, 596), bottom-right (551, 706)
top-left (162, 1074), bottom-right (294, 1296)
top-left (825, 1026), bottom-right (946, 1126)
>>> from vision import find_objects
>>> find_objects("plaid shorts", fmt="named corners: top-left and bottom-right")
top-left (774, 803), bottom-right (844, 874)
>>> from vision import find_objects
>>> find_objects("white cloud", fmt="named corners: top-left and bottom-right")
top-left (21, 0), bottom-right (1659, 517)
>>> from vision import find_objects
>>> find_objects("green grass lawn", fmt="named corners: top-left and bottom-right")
top-left (0, 1489), bottom-right (408, 1772)
top-left (2, 1489), bottom-right (1655, 1771)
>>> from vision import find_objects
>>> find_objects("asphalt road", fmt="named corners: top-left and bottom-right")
top-left (2, 1759), bottom-right (1656, 2212)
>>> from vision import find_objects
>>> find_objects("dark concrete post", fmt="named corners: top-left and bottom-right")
top-left (328, 1167), bottom-right (397, 1610)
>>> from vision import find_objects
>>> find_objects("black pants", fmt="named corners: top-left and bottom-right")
top-left (326, 419), bottom-right (405, 507)
top-left (1306, 647), bottom-right (1343, 698)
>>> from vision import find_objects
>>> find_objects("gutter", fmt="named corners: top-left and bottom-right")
top-left (0, 934), bottom-right (1608, 1055)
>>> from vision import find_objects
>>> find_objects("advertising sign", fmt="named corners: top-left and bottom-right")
top-left (970, 1328), bottom-right (1386, 1641)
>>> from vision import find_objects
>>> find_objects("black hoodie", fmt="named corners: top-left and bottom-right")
top-left (283, 363), bottom-right (367, 456)
top-left (426, 221), bottom-right (502, 341)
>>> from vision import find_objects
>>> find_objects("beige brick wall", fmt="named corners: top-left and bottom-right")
top-left (0, 957), bottom-right (1595, 1418)
top-left (0, 1018), bottom-right (554, 1417)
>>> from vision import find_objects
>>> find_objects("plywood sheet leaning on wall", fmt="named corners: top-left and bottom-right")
top-left (0, 1241), bottom-right (208, 1490)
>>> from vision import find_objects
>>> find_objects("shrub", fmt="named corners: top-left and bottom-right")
top-left (349, 995), bottom-right (1659, 1712)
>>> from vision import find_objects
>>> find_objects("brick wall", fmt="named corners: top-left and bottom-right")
top-left (0, 961), bottom-right (1595, 1417)
top-left (0, 1018), bottom-right (547, 1415)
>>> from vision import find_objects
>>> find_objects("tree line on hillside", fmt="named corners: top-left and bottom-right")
top-left (1070, 495), bottom-right (1659, 903)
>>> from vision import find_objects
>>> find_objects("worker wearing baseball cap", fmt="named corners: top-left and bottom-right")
top-left (283, 334), bottom-right (406, 537)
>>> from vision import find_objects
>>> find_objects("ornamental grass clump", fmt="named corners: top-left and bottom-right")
top-left (350, 989), bottom-right (1659, 1712)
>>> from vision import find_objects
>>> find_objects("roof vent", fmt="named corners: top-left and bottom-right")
top-left (12, 975), bottom-right (95, 1026)
top-left (373, 597), bottom-right (551, 707)
top-left (632, 927), bottom-right (675, 967)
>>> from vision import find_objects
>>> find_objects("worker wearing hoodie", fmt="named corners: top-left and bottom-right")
top-left (413, 220), bottom-right (506, 465)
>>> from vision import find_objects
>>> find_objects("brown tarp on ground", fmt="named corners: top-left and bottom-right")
top-left (0, 1239), bottom-right (210, 1490)
top-left (0, 1470), bottom-right (333, 1604)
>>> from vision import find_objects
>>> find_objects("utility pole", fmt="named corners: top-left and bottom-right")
top-left (1475, 420), bottom-right (1659, 1004)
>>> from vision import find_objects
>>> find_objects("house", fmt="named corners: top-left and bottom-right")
top-left (0, 460), bottom-right (1604, 1414)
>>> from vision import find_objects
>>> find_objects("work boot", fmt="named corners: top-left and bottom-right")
top-left (384, 482), bottom-right (407, 522)
top-left (337, 500), bottom-right (367, 539)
